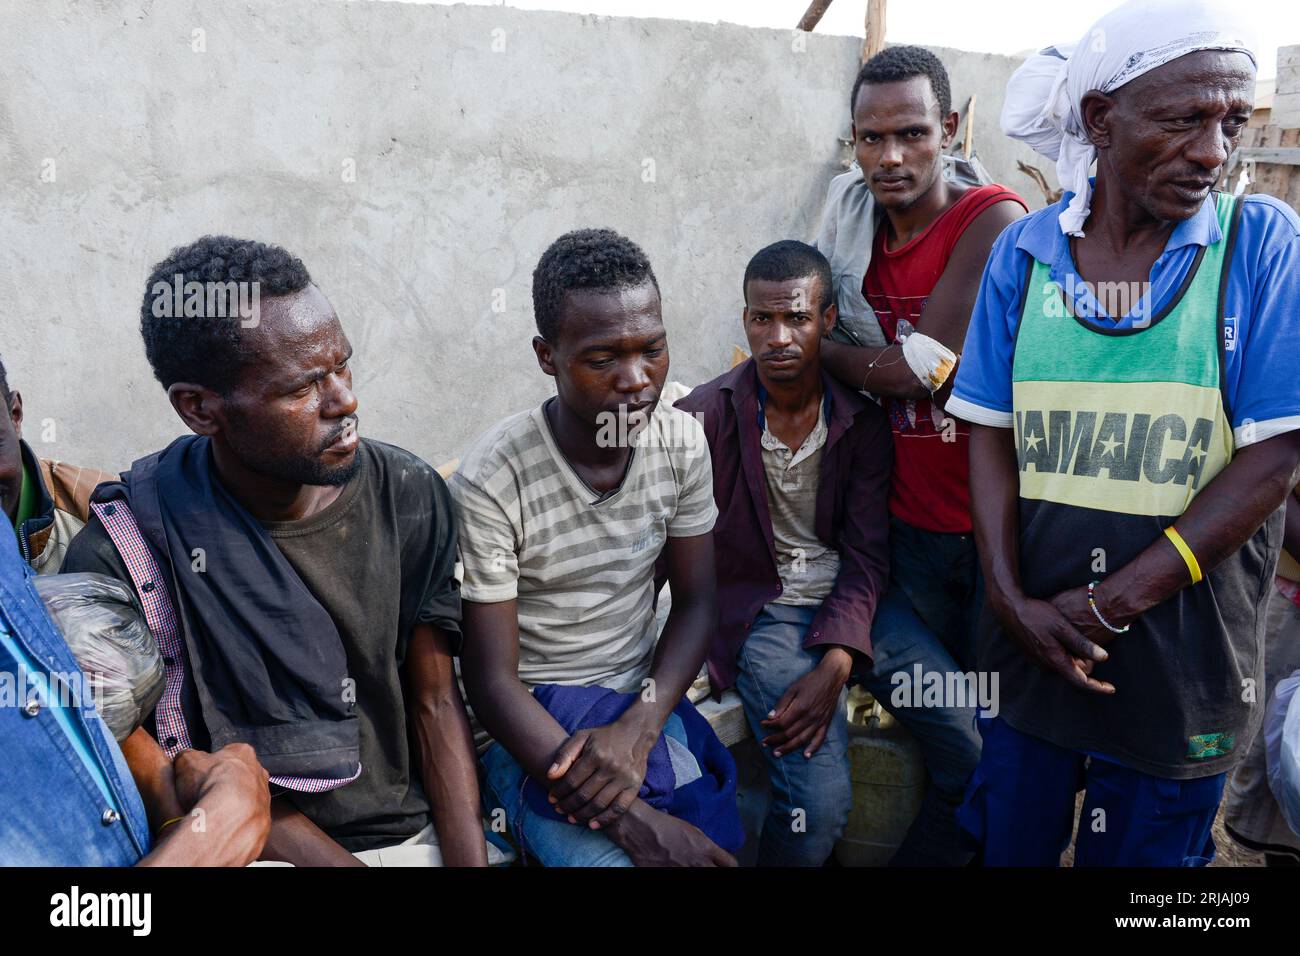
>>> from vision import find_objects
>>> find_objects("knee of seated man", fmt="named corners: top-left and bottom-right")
top-left (780, 756), bottom-right (853, 830)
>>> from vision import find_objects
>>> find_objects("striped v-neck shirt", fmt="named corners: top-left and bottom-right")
top-left (450, 399), bottom-right (716, 693)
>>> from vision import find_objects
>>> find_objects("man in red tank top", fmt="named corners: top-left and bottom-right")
top-left (819, 46), bottom-right (1027, 866)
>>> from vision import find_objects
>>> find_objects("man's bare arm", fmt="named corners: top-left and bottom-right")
top-left (822, 200), bottom-right (1024, 401)
top-left (258, 802), bottom-right (365, 866)
top-left (969, 424), bottom-right (1112, 693)
top-left (137, 744), bottom-right (271, 867)
top-left (1089, 432), bottom-right (1300, 627)
top-left (404, 622), bottom-right (489, 866)
top-left (460, 598), bottom-right (572, 780)
top-left (120, 727), bottom-right (184, 830)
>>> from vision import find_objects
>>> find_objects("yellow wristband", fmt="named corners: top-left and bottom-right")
top-left (1164, 526), bottom-right (1203, 584)
top-left (157, 815), bottom-right (187, 836)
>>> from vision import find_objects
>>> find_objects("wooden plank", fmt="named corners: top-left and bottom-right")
top-left (1282, 128), bottom-right (1300, 208)
top-left (697, 691), bottom-right (752, 747)
top-left (797, 0), bottom-right (835, 31)
top-left (862, 0), bottom-right (887, 63)
top-left (1237, 146), bottom-right (1300, 165)
top-left (1251, 127), bottom-right (1288, 197)
top-left (963, 94), bottom-right (976, 159)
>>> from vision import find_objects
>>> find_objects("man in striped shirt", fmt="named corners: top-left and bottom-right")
top-left (454, 229), bottom-right (736, 867)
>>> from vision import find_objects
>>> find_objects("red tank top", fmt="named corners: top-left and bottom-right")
top-left (864, 183), bottom-right (1026, 533)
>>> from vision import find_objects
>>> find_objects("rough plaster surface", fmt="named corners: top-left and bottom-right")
top-left (0, 0), bottom-right (1056, 473)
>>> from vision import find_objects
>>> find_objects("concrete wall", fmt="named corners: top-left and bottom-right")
top-left (0, 0), bottom-right (1055, 472)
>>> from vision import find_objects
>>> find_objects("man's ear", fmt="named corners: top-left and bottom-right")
top-left (532, 335), bottom-right (557, 378)
top-left (166, 383), bottom-right (224, 436)
top-left (822, 302), bottom-right (838, 337)
top-left (1080, 91), bottom-right (1115, 149)
top-left (940, 110), bottom-right (960, 149)
top-left (8, 390), bottom-right (23, 440)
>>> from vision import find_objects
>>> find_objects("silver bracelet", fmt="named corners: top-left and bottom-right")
top-left (1087, 580), bottom-right (1130, 635)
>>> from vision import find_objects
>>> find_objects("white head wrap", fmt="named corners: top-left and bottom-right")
top-left (1000, 0), bottom-right (1256, 236)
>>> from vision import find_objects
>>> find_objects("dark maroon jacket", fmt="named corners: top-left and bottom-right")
top-left (674, 359), bottom-right (892, 693)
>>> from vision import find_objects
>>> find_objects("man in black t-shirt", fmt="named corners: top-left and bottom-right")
top-left (63, 236), bottom-right (488, 866)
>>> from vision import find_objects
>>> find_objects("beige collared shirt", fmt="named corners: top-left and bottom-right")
top-left (760, 404), bottom-right (841, 606)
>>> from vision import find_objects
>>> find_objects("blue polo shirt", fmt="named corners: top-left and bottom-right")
top-left (949, 188), bottom-right (1300, 448)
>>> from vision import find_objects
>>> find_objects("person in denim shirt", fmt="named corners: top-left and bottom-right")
top-left (0, 520), bottom-right (270, 866)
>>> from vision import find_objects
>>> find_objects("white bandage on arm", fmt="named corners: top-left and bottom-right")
top-left (899, 331), bottom-right (957, 393)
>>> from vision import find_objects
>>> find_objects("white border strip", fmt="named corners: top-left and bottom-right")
top-left (945, 396), bottom-right (1014, 428)
top-left (1234, 415), bottom-right (1300, 448)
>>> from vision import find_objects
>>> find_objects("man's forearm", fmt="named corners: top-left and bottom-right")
top-left (412, 698), bottom-right (490, 867)
top-left (821, 339), bottom-right (927, 400)
top-left (138, 785), bottom-right (269, 867)
top-left (467, 672), bottom-right (571, 782)
top-left (1098, 432), bottom-right (1300, 622)
top-left (120, 728), bottom-right (184, 830)
top-left (621, 594), bottom-right (712, 735)
top-left (257, 802), bottom-right (363, 866)
top-left (969, 424), bottom-right (1027, 620)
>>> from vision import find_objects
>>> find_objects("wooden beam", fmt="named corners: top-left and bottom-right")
top-left (1237, 146), bottom-right (1300, 165)
top-left (862, 0), bottom-right (887, 62)
top-left (963, 94), bottom-right (977, 159)
top-left (797, 0), bottom-right (835, 31)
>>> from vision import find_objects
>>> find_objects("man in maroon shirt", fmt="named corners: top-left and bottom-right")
top-left (818, 46), bottom-right (1027, 864)
top-left (676, 241), bottom-right (891, 865)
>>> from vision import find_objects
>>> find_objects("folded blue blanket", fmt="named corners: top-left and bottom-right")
top-left (523, 684), bottom-right (744, 853)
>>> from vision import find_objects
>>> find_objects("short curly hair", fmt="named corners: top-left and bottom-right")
top-left (0, 354), bottom-right (11, 412)
top-left (743, 241), bottom-right (833, 313)
top-left (531, 229), bottom-right (659, 343)
top-left (851, 45), bottom-right (952, 119)
top-left (140, 235), bottom-right (312, 392)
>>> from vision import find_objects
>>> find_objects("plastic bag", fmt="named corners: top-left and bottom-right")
top-left (34, 572), bottom-right (164, 742)
top-left (1266, 670), bottom-right (1300, 838)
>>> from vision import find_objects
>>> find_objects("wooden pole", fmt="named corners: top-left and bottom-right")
top-left (797, 0), bottom-right (835, 31)
top-left (862, 0), bottom-right (887, 62)
top-left (963, 95), bottom-right (977, 159)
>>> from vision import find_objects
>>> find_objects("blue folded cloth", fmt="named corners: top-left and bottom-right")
top-left (523, 684), bottom-right (744, 853)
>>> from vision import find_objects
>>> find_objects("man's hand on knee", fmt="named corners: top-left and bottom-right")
top-left (761, 646), bottom-right (854, 758)
top-left (545, 719), bottom-right (655, 827)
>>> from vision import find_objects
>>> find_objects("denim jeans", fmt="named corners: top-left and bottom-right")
top-left (734, 602), bottom-right (852, 867)
top-left (855, 517), bottom-right (984, 866)
top-left (887, 516), bottom-right (984, 669)
top-left (480, 711), bottom-right (694, 867)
